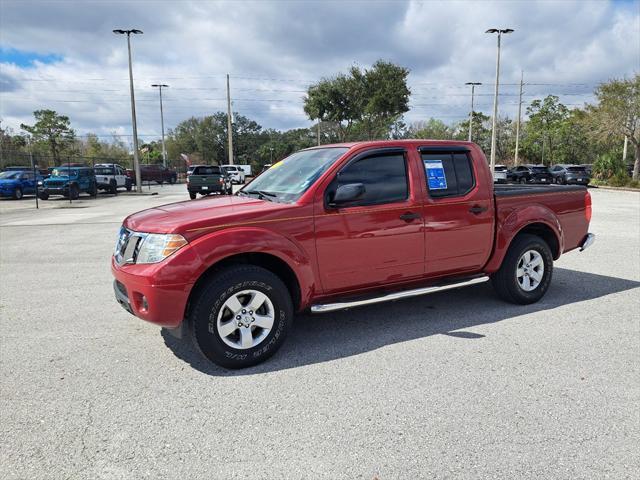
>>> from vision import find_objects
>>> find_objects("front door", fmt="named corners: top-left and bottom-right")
top-left (315, 148), bottom-right (425, 294)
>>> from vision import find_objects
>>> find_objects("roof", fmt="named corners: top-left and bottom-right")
top-left (307, 139), bottom-right (477, 150)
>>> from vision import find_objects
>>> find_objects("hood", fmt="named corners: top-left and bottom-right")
top-left (123, 195), bottom-right (297, 238)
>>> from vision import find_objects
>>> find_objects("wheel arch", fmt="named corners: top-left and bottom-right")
top-left (184, 251), bottom-right (302, 321)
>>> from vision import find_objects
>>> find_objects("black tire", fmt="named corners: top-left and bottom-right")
top-left (492, 233), bottom-right (553, 305)
top-left (69, 184), bottom-right (80, 200)
top-left (39, 191), bottom-right (49, 200)
top-left (189, 265), bottom-right (293, 369)
top-left (109, 180), bottom-right (117, 194)
top-left (189, 192), bottom-right (197, 200)
top-left (125, 180), bottom-right (132, 192)
top-left (13, 187), bottom-right (23, 200)
top-left (88, 183), bottom-right (98, 198)
top-left (519, 177), bottom-right (527, 184)
top-left (169, 176), bottom-right (176, 184)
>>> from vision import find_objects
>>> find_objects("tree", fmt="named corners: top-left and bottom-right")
top-left (304, 60), bottom-right (410, 141)
top-left (587, 75), bottom-right (640, 179)
top-left (408, 118), bottom-right (452, 140)
top-left (20, 109), bottom-right (75, 165)
top-left (454, 111), bottom-right (491, 154)
top-left (521, 96), bottom-right (569, 165)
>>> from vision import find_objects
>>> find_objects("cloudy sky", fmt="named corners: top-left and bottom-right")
top-left (1, 0), bottom-right (638, 146)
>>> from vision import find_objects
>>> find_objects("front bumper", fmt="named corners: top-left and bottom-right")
top-left (111, 255), bottom-right (195, 328)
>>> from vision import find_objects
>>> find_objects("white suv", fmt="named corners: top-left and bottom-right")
top-left (221, 165), bottom-right (245, 184)
top-left (94, 164), bottom-right (132, 193)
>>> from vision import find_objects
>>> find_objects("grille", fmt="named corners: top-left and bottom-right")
top-left (114, 227), bottom-right (146, 265)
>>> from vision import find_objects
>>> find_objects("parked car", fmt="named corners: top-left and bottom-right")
top-left (549, 164), bottom-right (591, 185)
top-left (113, 140), bottom-right (594, 369)
top-left (187, 165), bottom-right (232, 199)
top-left (94, 164), bottom-right (132, 193)
top-left (220, 165), bottom-right (245, 184)
top-left (39, 166), bottom-right (97, 200)
top-left (0, 169), bottom-right (41, 199)
top-left (580, 164), bottom-right (593, 176)
top-left (508, 164), bottom-right (553, 184)
top-left (494, 165), bottom-right (509, 183)
top-left (127, 164), bottom-right (177, 185)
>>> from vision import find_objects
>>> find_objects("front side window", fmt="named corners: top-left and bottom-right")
top-left (421, 152), bottom-right (475, 198)
top-left (328, 152), bottom-right (408, 207)
top-left (52, 168), bottom-right (78, 177)
top-left (242, 147), bottom-right (348, 202)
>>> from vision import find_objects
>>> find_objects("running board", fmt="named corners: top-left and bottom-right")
top-left (310, 275), bottom-right (490, 313)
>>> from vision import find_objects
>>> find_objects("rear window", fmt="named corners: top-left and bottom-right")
top-left (532, 166), bottom-right (549, 173)
top-left (192, 166), bottom-right (221, 175)
top-left (567, 166), bottom-right (586, 172)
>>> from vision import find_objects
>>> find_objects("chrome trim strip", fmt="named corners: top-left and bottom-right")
top-left (311, 276), bottom-right (489, 313)
top-left (580, 233), bottom-right (596, 252)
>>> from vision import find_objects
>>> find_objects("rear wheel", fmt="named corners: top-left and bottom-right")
top-left (189, 265), bottom-right (293, 369)
top-left (109, 180), bottom-right (117, 194)
top-left (519, 177), bottom-right (527, 184)
top-left (492, 233), bottom-right (553, 304)
top-left (189, 192), bottom-right (197, 200)
top-left (13, 187), bottom-right (23, 200)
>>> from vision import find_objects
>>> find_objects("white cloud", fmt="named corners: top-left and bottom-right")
top-left (0, 0), bottom-right (638, 142)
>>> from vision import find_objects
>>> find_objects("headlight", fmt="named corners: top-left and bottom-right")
top-left (38, 181), bottom-right (43, 186)
top-left (136, 233), bottom-right (188, 264)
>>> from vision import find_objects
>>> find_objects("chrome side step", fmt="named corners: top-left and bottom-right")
top-left (310, 275), bottom-right (489, 313)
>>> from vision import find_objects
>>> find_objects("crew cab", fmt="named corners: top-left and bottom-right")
top-left (187, 165), bottom-right (232, 199)
top-left (127, 164), bottom-right (177, 185)
top-left (94, 163), bottom-right (132, 193)
top-left (112, 140), bottom-right (594, 369)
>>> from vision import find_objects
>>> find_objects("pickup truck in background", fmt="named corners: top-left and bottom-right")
top-left (187, 165), bottom-right (232, 199)
top-left (112, 140), bottom-right (594, 369)
top-left (94, 163), bottom-right (132, 193)
top-left (127, 164), bottom-right (177, 185)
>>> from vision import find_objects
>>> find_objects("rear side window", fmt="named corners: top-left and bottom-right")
top-left (193, 166), bottom-right (220, 175)
top-left (421, 152), bottom-right (475, 198)
top-left (331, 153), bottom-right (408, 206)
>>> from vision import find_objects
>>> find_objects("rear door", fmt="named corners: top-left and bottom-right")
top-left (314, 148), bottom-right (425, 293)
top-left (420, 146), bottom-right (494, 277)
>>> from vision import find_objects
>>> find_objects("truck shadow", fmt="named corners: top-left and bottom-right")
top-left (161, 268), bottom-right (640, 376)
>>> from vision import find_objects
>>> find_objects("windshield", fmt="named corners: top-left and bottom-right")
top-left (242, 147), bottom-right (348, 202)
top-left (223, 166), bottom-right (237, 172)
top-left (52, 168), bottom-right (78, 177)
top-left (0, 171), bottom-right (20, 179)
top-left (94, 167), bottom-right (115, 175)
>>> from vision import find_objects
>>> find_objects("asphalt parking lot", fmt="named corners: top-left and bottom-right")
top-left (1, 185), bottom-right (638, 479)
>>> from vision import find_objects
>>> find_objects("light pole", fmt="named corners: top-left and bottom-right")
top-left (465, 82), bottom-right (482, 142)
top-left (151, 84), bottom-right (169, 168)
top-left (269, 147), bottom-right (274, 164)
top-left (113, 28), bottom-right (143, 192)
top-left (486, 28), bottom-right (514, 175)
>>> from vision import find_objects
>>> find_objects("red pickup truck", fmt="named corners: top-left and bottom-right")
top-left (112, 140), bottom-right (594, 368)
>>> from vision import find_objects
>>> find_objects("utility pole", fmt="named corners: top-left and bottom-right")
top-left (514, 71), bottom-right (524, 165)
top-left (226, 74), bottom-right (234, 165)
top-left (151, 84), bottom-right (169, 167)
top-left (486, 28), bottom-right (514, 174)
top-left (465, 82), bottom-right (481, 142)
top-left (317, 121), bottom-right (321, 146)
top-left (113, 28), bottom-right (143, 192)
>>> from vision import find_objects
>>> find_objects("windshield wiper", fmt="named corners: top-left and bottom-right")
top-left (244, 190), bottom-right (278, 201)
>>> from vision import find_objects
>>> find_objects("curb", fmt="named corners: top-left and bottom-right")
top-left (590, 185), bottom-right (640, 193)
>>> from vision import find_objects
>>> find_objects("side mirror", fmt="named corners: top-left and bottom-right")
top-left (329, 183), bottom-right (365, 207)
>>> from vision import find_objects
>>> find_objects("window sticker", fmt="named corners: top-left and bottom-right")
top-left (424, 159), bottom-right (448, 190)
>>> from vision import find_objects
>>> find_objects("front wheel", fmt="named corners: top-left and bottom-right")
top-left (492, 233), bottom-right (553, 304)
top-left (519, 177), bottom-right (527, 184)
top-left (189, 265), bottom-right (293, 369)
top-left (39, 191), bottom-right (49, 200)
top-left (69, 184), bottom-right (80, 200)
top-left (13, 187), bottom-right (23, 200)
top-left (189, 192), bottom-right (197, 200)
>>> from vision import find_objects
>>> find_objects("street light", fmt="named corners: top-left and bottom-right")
top-left (113, 28), bottom-right (143, 192)
top-left (465, 82), bottom-right (482, 142)
top-left (486, 27), bottom-right (514, 175)
top-left (151, 84), bottom-right (169, 168)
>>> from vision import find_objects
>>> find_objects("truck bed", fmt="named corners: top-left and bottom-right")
top-left (494, 183), bottom-right (589, 254)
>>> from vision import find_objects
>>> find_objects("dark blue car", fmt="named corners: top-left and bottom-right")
top-left (0, 169), bottom-right (41, 199)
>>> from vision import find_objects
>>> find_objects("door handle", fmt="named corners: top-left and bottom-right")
top-left (399, 212), bottom-right (421, 222)
top-left (468, 205), bottom-right (488, 215)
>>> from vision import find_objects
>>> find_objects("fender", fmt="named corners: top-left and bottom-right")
top-left (483, 204), bottom-right (564, 274)
top-left (187, 226), bottom-right (316, 307)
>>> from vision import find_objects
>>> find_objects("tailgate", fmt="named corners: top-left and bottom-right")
top-left (189, 174), bottom-right (221, 186)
